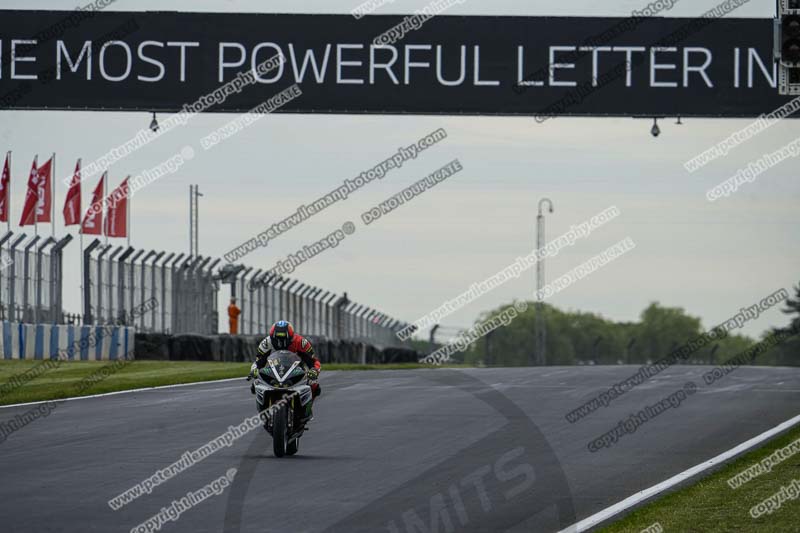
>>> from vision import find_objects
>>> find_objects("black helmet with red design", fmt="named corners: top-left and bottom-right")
top-left (269, 320), bottom-right (294, 350)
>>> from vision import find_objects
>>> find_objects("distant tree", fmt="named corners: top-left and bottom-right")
top-left (763, 283), bottom-right (800, 366)
top-left (445, 295), bottom-right (800, 367)
top-left (628, 303), bottom-right (702, 363)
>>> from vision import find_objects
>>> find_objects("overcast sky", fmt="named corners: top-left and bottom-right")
top-left (0, 0), bottom-right (797, 340)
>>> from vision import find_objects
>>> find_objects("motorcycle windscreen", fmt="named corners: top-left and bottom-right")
top-left (267, 351), bottom-right (306, 385)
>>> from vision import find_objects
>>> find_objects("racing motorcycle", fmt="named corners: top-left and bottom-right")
top-left (252, 350), bottom-right (315, 457)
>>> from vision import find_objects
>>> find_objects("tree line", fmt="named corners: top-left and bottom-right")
top-left (441, 283), bottom-right (800, 367)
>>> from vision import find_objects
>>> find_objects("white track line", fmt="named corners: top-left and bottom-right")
top-left (559, 412), bottom-right (800, 533)
top-left (0, 377), bottom-right (243, 409)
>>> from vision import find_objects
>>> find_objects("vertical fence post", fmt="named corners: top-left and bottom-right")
top-left (168, 254), bottom-right (185, 334)
top-left (81, 239), bottom-right (100, 325)
top-left (8, 233), bottom-right (26, 323)
top-left (128, 249), bottom-right (144, 325)
top-left (158, 253), bottom-right (174, 332)
top-left (205, 258), bottom-right (221, 335)
top-left (107, 247), bottom-right (124, 324)
top-left (95, 244), bottom-right (113, 324)
top-left (22, 236), bottom-right (40, 323)
top-left (50, 234), bottom-right (72, 324)
top-left (149, 252), bottom-right (165, 331)
top-left (325, 293), bottom-right (338, 338)
top-left (34, 237), bottom-right (55, 324)
top-left (116, 247), bottom-right (134, 324)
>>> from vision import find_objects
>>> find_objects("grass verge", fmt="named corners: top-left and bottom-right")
top-left (0, 360), bottom-right (465, 406)
top-left (599, 422), bottom-right (800, 533)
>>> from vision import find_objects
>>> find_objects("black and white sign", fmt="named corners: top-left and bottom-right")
top-left (0, 10), bottom-right (794, 117)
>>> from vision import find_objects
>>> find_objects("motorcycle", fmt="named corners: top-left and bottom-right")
top-left (252, 350), bottom-right (315, 457)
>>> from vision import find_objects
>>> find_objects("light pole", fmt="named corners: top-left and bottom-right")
top-left (535, 198), bottom-right (553, 366)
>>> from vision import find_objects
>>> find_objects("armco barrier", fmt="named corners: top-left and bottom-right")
top-left (0, 321), bottom-right (135, 360)
top-left (133, 333), bottom-right (419, 364)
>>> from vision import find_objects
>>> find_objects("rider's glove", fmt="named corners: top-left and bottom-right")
top-left (307, 368), bottom-right (319, 381)
top-left (247, 362), bottom-right (258, 381)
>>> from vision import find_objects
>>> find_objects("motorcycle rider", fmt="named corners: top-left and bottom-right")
top-left (248, 320), bottom-right (321, 399)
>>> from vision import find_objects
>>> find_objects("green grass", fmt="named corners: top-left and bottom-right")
top-left (0, 360), bottom-right (466, 406)
top-left (599, 424), bottom-right (800, 533)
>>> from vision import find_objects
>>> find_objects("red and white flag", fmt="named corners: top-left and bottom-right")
top-left (81, 172), bottom-right (105, 235)
top-left (0, 153), bottom-right (10, 223)
top-left (104, 177), bottom-right (128, 238)
top-left (18, 156), bottom-right (38, 226)
top-left (63, 159), bottom-right (81, 226)
top-left (34, 156), bottom-right (53, 223)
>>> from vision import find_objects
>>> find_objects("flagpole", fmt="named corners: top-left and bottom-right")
top-left (3, 152), bottom-right (8, 271)
top-left (80, 231), bottom-right (84, 320)
top-left (126, 176), bottom-right (131, 247)
top-left (78, 159), bottom-right (84, 321)
top-left (103, 173), bottom-right (108, 246)
top-left (51, 152), bottom-right (56, 238)
top-left (34, 154), bottom-right (38, 238)
top-left (6, 151), bottom-right (10, 233)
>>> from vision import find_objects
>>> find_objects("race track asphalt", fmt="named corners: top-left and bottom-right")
top-left (1, 365), bottom-right (799, 533)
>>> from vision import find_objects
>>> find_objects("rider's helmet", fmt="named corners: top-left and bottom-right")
top-left (269, 320), bottom-right (294, 350)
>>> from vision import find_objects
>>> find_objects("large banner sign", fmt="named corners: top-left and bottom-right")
top-left (0, 10), bottom-right (795, 117)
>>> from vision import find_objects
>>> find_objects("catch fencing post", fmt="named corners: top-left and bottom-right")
top-left (263, 274), bottom-right (277, 326)
top-left (205, 258), bottom-right (221, 334)
top-left (169, 253), bottom-right (185, 333)
top-left (0, 231), bottom-right (12, 318)
top-left (81, 239), bottom-right (100, 325)
top-left (22, 236), bottom-right (40, 322)
top-left (149, 252), bottom-right (166, 331)
top-left (293, 284), bottom-right (305, 331)
top-left (140, 250), bottom-right (156, 328)
top-left (159, 252), bottom-right (175, 332)
top-left (95, 244), bottom-right (113, 324)
top-left (116, 247), bottom-right (134, 324)
top-left (250, 269), bottom-right (263, 335)
top-left (283, 279), bottom-right (298, 322)
top-left (324, 293), bottom-right (338, 338)
top-left (8, 233), bottom-right (27, 323)
top-left (34, 237), bottom-right (55, 323)
top-left (299, 285), bottom-right (314, 333)
top-left (108, 247), bottom-right (124, 323)
top-left (310, 288), bottom-right (323, 335)
top-left (128, 249), bottom-right (144, 325)
top-left (50, 235), bottom-right (72, 324)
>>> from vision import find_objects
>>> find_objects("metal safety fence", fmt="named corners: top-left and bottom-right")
top-left (0, 231), bottom-right (72, 324)
top-left (231, 270), bottom-right (410, 348)
top-left (82, 240), bottom-right (411, 346)
top-left (83, 240), bottom-right (220, 334)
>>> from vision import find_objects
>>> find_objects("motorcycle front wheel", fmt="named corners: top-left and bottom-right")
top-left (272, 403), bottom-right (288, 457)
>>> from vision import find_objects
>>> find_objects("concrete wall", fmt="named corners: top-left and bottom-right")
top-left (134, 333), bottom-right (419, 364)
